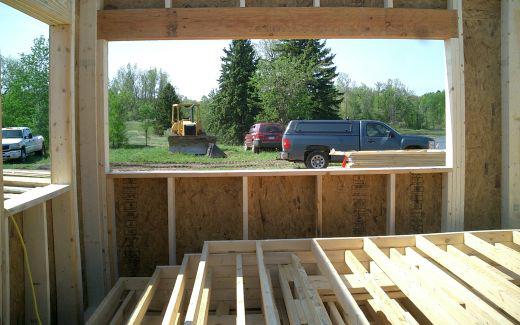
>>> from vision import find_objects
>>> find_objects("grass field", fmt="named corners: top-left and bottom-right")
top-left (4, 121), bottom-right (446, 170)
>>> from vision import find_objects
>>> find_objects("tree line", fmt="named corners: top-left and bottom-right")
top-left (0, 36), bottom-right (445, 149)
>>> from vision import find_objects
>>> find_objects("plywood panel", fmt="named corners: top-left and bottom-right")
top-left (176, 177), bottom-right (242, 262)
top-left (115, 178), bottom-right (168, 276)
top-left (395, 174), bottom-right (442, 234)
top-left (248, 176), bottom-right (316, 239)
top-left (247, 0), bottom-right (313, 6)
top-left (463, 0), bottom-right (501, 230)
top-left (9, 213), bottom-right (24, 324)
top-left (322, 175), bottom-right (386, 237)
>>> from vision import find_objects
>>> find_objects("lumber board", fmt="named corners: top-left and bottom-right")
top-left (4, 184), bottom-right (70, 216)
top-left (89, 230), bottom-right (520, 324)
top-left (97, 7), bottom-right (458, 41)
top-left (106, 167), bottom-right (451, 179)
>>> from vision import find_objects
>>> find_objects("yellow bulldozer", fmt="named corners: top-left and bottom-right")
top-left (168, 103), bottom-right (226, 158)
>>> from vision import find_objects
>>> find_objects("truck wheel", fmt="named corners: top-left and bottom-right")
top-left (19, 148), bottom-right (27, 163)
top-left (36, 143), bottom-right (46, 156)
top-left (252, 144), bottom-right (260, 154)
top-left (305, 151), bottom-right (329, 169)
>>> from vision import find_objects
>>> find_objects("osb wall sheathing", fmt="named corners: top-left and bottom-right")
top-left (9, 213), bottom-right (24, 325)
top-left (114, 178), bottom-right (168, 276)
top-left (395, 173), bottom-right (442, 234)
top-left (463, 0), bottom-right (501, 230)
top-left (175, 177), bottom-right (242, 263)
top-left (248, 176), bottom-right (316, 239)
top-left (322, 175), bottom-right (387, 237)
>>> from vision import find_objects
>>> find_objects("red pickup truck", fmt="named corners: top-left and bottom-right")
top-left (243, 123), bottom-right (284, 154)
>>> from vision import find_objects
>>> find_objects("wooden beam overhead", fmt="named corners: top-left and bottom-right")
top-left (97, 7), bottom-right (458, 41)
top-left (1, 0), bottom-right (71, 25)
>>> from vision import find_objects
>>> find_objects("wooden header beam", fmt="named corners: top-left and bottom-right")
top-left (1, 0), bottom-right (71, 25)
top-left (98, 7), bottom-right (458, 41)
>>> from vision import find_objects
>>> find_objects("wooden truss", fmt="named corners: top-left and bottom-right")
top-left (89, 230), bottom-right (520, 324)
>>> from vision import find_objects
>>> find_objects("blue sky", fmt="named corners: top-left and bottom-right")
top-left (1, 2), bottom-right (446, 100)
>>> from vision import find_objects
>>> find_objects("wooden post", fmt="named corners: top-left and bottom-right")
top-left (242, 176), bottom-right (248, 240)
top-left (501, 0), bottom-right (520, 229)
top-left (168, 178), bottom-right (176, 264)
top-left (106, 177), bottom-right (118, 283)
top-left (23, 203), bottom-right (51, 324)
top-left (316, 175), bottom-right (323, 237)
top-left (386, 174), bottom-right (396, 235)
top-left (442, 0), bottom-right (465, 232)
top-left (50, 23), bottom-right (84, 323)
top-left (78, 0), bottom-right (110, 308)
top-left (0, 52), bottom-right (8, 325)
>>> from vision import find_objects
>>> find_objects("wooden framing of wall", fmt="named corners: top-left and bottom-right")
top-left (106, 168), bottom-right (448, 275)
top-left (0, 0), bottom-right (84, 323)
top-left (501, 0), bottom-right (520, 229)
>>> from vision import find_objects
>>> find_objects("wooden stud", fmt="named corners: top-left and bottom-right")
top-left (239, 0), bottom-right (245, 7)
top-left (316, 175), bottom-right (323, 237)
top-left (23, 203), bottom-right (51, 324)
top-left (110, 290), bottom-right (135, 324)
top-left (326, 302), bottom-right (345, 325)
top-left (49, 23), bottom-right (84, 324)
top-left (163, 255), bottom-right (190, 325)
top-left (195, 269), bottom-right (212, 325)
top-left (277, 265), bottom-right (300, 324)
top-left (311, 240), bottom-right (369, 325)
top-left (344, 250), bottom-right (415, 324)
top-left (168, 178), bottom-right (176, 264)
top-left (97, 7), bottom-right (458, 41)
top-left (501, 0), bottom-right (520, 229)
top-left (165, 0), bottom-right (172, 8)
top-left (256, 241), bottom-right (280, 325)
top-left (384, 0), bottom-right (393, 8)
top-left (404, 247), bottom-right (513, 324)
top-left (386, 174), bottom-right (396, 235)
top-left (85, 279), bottom-right (126, 325)
top-left (463, 233), bottom-right (520, 275)
top-left (185, 242), bottom-right (210, 324)
top-left (236, 254), bottom-right (246, 325)
top-left (442, 0), bottom-right (465, 232)
top-left (4, 184), bottom-right (69, 216)
top-left (363, 238), bottom-right (461, 324)
top-left (127, 268), bottom-right (162, 324)
top-left (416, 235), bottom-right (520, 320)
top-left (291, 254), bottom-right (331, 324)
top-left (78, 0), bottom-right (109, 307)
top-left (242, 177), bottom-right (248, 240)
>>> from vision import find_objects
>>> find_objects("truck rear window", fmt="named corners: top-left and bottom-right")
top-left (260, 124), bottom-right (282, 133)
top-left (296, 122), bottom-right (352, 133)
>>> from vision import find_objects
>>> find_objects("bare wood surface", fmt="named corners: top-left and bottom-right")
top-left (98, 7), bottom-right (457, 41)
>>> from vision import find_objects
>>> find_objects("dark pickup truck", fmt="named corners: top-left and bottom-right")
top-left (280, 120), bottom-right (435, 169)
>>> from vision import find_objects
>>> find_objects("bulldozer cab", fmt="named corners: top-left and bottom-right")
top-left (171, 103), bottom-right (202, 136)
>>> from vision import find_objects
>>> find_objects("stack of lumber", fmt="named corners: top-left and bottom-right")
top-left (88, 230), bottom-right (520, 325)
top-left (332, 149), bottom-right (446, 168)
top-left (3, 169), bottom-right (51, 200)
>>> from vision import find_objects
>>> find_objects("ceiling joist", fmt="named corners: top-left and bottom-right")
top-left (97, 7), bottom-right (458, 41)
top-left (1, 0), bottom-right (71, 25)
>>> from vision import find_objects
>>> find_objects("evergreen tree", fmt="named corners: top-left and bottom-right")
top-left (273, 40), bottom-right (341, 119)
top-left (155, 83), bottom-right (180, 134)
top-left (206, 40), bottom-right (259, 145)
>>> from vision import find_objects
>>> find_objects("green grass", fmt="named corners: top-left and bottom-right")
top-left (110, 144), bottom-right (279, 164)
top-left (3, 154), bottom-right (51, 170)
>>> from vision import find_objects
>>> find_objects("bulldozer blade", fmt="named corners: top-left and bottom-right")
top-left (168, 135), bottom-right (226, 158)
top-left (206, 143), bottom-right (227, 158)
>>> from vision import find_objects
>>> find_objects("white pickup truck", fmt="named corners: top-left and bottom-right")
top-left (2, 127), bottom-right (45, 162)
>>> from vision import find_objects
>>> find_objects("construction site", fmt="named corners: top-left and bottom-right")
top-left (0, 0), bottom-right (519, 324)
